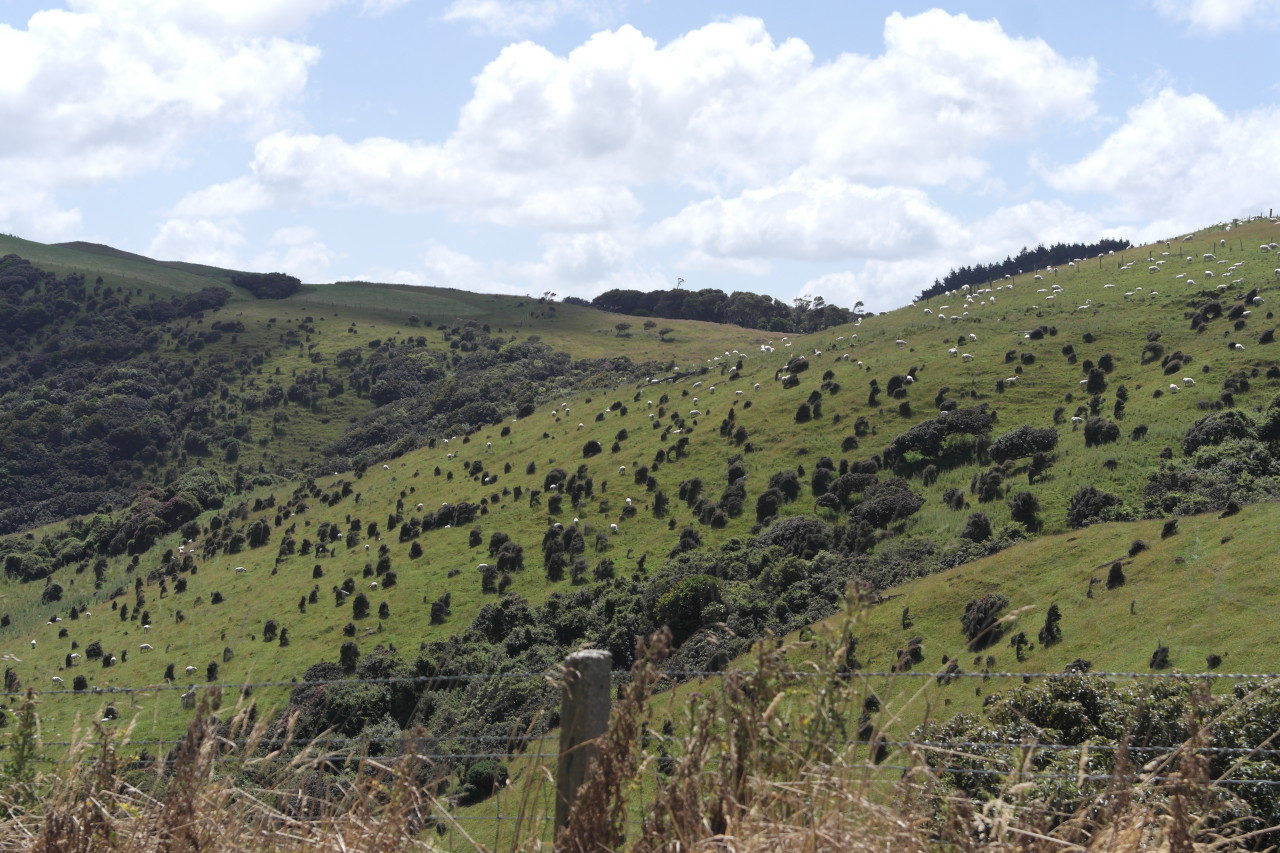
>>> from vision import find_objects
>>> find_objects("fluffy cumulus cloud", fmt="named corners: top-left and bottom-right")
top-left (250, 226), bottom-right (340, 282)
top-left (1044, 89), bottom-right (1280, 237)
top-left (184, 11), bottom-right (1095, 238)
top-left (1148, 0), bottom-right (1280, 32)
top-left (441, 0), bottom-right (618, 36)
top-left (0, 1), bottom-right (319, 237)
top-left (650, 174), bottom-right (960, 262)
top-left (146, 219), bottom-right (246, 267)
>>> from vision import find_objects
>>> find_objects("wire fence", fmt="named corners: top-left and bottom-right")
top-left (12, 663), bottom-right (1280, 838)
top-left (15, 665), bottom-right (1280, 700)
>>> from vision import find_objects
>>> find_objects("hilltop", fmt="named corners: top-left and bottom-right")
top-left (3, 216), bottom-right (1280, 830)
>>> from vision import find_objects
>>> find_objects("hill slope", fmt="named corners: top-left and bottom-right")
top-left (1, 216), bottom-right (1280, 802)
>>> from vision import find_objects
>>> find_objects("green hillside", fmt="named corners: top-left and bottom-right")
top-left (3, 216), bottom-right (1280, 824)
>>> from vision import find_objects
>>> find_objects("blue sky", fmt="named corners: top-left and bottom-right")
top-left (3, 0), bottom-right (1280, 311)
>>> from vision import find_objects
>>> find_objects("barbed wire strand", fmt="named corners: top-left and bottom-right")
top-left (13, 667), bottom-right (1280, 700)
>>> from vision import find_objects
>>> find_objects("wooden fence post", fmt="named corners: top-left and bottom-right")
top-left (554, 649), bottom-right (612, 837)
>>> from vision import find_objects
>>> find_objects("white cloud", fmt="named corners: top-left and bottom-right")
top-left (0, 4), bottom-right (318, 214)
top-left (1148, 0), bottom-right (1280, 33)
top-left (798, 271), bottom-right (859, 305)
top-left (199, 11), bottom-right (1094, 237)
top-left (146, 219), bottom-right (246, 267)
top-left (1044, 89), bottom-right (1280, 235)
top-left (651, 174), bottom-right (959, 262)
top-left (66, 0), bottom-right (346, 36)
top-left (534, 231), bottom-right (632, 283)
top-left (250, 226), bottom-right (339, 281)
top-left (441, 0), bottom-right (618, 36)
top-left (0, 183), bottom-right (82, 242)
top-left (172, 177), bottom-right (273, 218)
top-left (422, 243), bottom-right (494, 291)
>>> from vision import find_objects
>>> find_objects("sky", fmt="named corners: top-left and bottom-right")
top-left (3, 1), bottom-right (1280, 312)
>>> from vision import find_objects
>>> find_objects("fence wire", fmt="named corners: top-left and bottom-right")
top-left (13, 666), bottom-right (1280, 700)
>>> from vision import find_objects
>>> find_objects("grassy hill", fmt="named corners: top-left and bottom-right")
top-left (3, 216), bottom-right (1280, 837)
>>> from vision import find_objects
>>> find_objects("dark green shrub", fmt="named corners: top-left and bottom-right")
top-left (960, 512), bottom-right (992, 543)
top-left (961, 594), bottom-right (1009, 649)
top-left (1038, 603), bottom-right (1062, 646)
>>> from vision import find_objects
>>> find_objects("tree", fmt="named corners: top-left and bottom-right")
top-left (652, 575), bottom-right (721, 645)
top-left (961, 594), bottom-right (1009, 649)
top-left (989, 426), bottom-right (1058, 463)
top-left (658, 327), bottom-right (675, 342)
top-left (1066, 485), bottom-right (1123, 529)
top-left (352, 592), bottom-right (370, 620)
top-left (1008, 491), bottom-right (1041, 528)
top-left (339, 641), bottom-right (360, 672)
top-left (1038, 603), bottom-right (1062, 645)
top-left (614, 322), bottom-right (632, 337)
top-left (960, 512), bottom-right (993, 543)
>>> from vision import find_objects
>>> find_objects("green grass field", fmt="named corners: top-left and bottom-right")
top-left (3, 217), bottom-right (1280, 790)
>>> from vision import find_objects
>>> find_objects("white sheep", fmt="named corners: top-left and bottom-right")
top-left (1071, 416), bottom-right (1084, 424)
top-left (1234, 342), bottom-right (1246, 350)
top-left (235, 566), bottom-right (247, 573)
top-left (1183, 377), bottom-right (1196, 386)
top-left (610, 523), bottom-right (619, 533)
top-left (1169, 384), bottom-right (1181, 393)
top-left (619, 466), bottom-right (627, 474)
top-left (369, 582), bottom-right (378, 590)
top-left (142, 624), bottom-right (151, 632)
top-left (51, 676), bottom-right (63, 685)
top-left (968, 333), bottom-right (977, 341)
top-left (139, 643), bottom-right (153, 652)
top-left (895, 339), bottom-right (907, 347)
top-left (961, 353), bottom-right (974, 361)
top-left (69, 653), bottom-right (81, 661)
top-left (186, 665), bottom-right (198, 675)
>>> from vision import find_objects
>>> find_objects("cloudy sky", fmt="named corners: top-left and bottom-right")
top-left (3, 0), bottom-right (1280, 310)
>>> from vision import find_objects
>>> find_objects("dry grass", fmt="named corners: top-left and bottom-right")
top-left (1, 621), bottom-right (1277, 852)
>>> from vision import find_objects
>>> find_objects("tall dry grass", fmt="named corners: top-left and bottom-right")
top-left (0, 600), bottom-right (1276, 852)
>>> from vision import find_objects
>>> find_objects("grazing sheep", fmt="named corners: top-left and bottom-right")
top-left (1169, 384), bottom-right (1181, 393)
top-left (234, 566), bottom-right (246, 573)
top-left (610, 523), bottom-right (619, 533)
top-left (69, 653), bottom-right (81, 661)
top-left (895, 339), bottom-right (907, 347)
top-left (1234, 342), bottom-right (1246, 350)
top-left (1071, 416), bottom-right (1084, 424)
top-left (30, 640), bottom-right (35, 649)
top-left (369, 582), bottom-right (378, 590)
top-left (186, 665), bottom-right (198, 675)
top-left (51, 676), bottom-right (63, 685)
top-left (1183, 377), bottom-right (1196, 386)
top-left (139, 643), bottom-right (153, 652)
